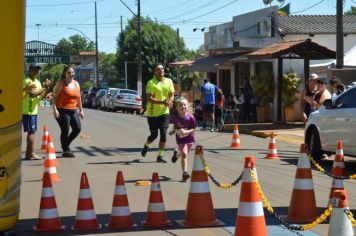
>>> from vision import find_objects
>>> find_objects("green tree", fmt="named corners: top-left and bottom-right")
top-left (38, 63), bottom-right (65, 83)
top-left (99, 52), bottom-right (118, 87)
top-left (345, 6), bottom-right (356, 15)
top-left (56, 34), bottom-right (95, 52)
top-left (116, 17), bottom-right (196, 90)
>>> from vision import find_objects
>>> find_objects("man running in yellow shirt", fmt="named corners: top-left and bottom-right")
top-left (141, 63), bottom-right (174, 163)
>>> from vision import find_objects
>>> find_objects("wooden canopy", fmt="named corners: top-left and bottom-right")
top-left (247, 39), bottom-right (336, 122)
top-left (247, 39), bottom-right (336, 59)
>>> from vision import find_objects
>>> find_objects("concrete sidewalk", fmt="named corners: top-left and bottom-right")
top-left (224, 122), bottom-right (305, 145)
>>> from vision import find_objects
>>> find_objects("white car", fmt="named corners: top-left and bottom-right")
top-left (305, 86), bottom-right (356, 160)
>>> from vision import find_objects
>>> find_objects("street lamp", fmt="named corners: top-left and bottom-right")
top-left (35, 23), bottom-right (41, 41)
top-left (67, 27), bottom-right (99, 87)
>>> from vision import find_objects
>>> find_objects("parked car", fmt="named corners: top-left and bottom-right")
top-left (108, 89), bottom-right (142, 114)
top-left (84, 87), bottom-right (102, 108)
top-left (80, 89), bottom-right (89, 106)
top-left (92, 88), bottom-right (106, 109)
top-left (305, 86), bottom-right (356, 161)
top-left (99, 88), bottom-right (119, 110)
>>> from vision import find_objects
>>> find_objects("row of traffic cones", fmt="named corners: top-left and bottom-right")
top-left (34, 146), bottom-right (224, 232)
top-left (230, 124), bottom-right (279, 160)
top-left (231, 133), bottom-right (352, 236)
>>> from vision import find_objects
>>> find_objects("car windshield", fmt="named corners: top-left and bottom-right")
top-left (120, 90), bottom-right (138, 95)
top-left (108, 89), bottom-right (117, 95)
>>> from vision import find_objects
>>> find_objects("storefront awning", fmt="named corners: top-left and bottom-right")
top-left (189, 53), bottom-right (245, 73)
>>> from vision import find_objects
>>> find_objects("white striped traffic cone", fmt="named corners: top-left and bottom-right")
top-left (287, 144), bottom-right (317, 223)
top-left (72, 172), bottom-right (101, 230)
top-left (328, 140), bottom-right (345, 205)
top-left (328, 190), bottom-right (354, 236)
top-left (34, 172), bottom-right (65, 232)
top-left (265, 132), bottom-right (279, 160)
top-left (43, 138), bottom-right (60, 182)
top-left (41, 125), bottom-right (49, 151)
top-left (177, 145), bottom-right (223, 227)
top-left (230, 124), bottom-right (241, 148)
top-left (107, 171), bottom-right (136, 229)
top-left (43, 135), bottom-right (58, 167)
top-left (235, 156), bottom-right (267, 236)
top-left (142, 172), bottom-right (171, 227)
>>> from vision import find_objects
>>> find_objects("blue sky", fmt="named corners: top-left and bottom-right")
top-left (26, 0), bottom-right (354, 54)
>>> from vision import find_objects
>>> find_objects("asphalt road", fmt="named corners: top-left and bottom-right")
top-left (14, 106), bottom-right (355, 236)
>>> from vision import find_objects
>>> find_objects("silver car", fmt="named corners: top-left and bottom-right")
top-left (305, 86), bottom-right (356, 160)
top-left (111, 89), bottom-right (142, 114)
top-left (100, 88), bottom-right (119, 111)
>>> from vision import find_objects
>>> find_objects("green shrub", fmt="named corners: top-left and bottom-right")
top-left (251, 72), bottom-right (275, 106)
top-left (282, 70), bottom-right (302, 106)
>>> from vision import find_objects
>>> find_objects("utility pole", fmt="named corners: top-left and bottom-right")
top-left (176, 28), bottom-right (180, 84)
top-left (137, 0), bottom-right (142, 96)
top-left (336, 0), bottom-right (343, 69)
top-left (95, 1), bottom-right (100, 87)
top-left (125, 60), bottom-right (128, 89)
top-left (120, 15), bottom-right (123, 33)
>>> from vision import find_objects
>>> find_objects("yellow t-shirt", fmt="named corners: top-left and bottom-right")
top-left (146, 76), bottom-right (174, 117)
top-left (22, 77), bottom-right (42, 115)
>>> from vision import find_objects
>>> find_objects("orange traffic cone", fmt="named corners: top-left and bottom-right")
top-left (287, 144), bottom-right (317, 223)
top-left (265, 132), bottom-right (279, 160)
top-left (328, 190), bottom-right (354, 236)
top-left (72, 172), bottom-right (101, 230)
top-left (107, 171), bottom-right (136, 229)
top-left (43, 139), bottom-right (60, 182)
top-left (230, 124), bottom-right (241, 148)
top-left (142, 172), bottom-right (171, 227)
top-left (327, 140), bottom-right (345, 205)
top-left (34, 172), bottom-right (65, 232)
top-left (235, 156), bottom-right (267, 236)
top-left (41, 125), bottom-right (49, 151)
top-left (177, 145), bottom-right (223, 227)
top-left (43, 135), bottom-right (58, 168)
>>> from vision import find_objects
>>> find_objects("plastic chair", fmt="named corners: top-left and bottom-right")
top-left (223, 106), bottom-right (235, 124)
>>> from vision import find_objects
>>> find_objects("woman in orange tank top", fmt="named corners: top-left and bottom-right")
top-left (52, 65), bottom-right (84, 157)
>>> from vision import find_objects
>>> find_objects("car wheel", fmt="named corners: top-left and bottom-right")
top-left (306, 128), bottom-right (322, 161)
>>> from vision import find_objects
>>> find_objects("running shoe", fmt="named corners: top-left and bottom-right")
top-left (171, 149), bottom-right (178, 163)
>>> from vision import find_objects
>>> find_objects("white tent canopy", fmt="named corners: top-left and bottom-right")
top-left (311, 45), bottom-right (356, 67)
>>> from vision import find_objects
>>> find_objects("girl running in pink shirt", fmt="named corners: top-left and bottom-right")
top-left (169, 97), bottom-right (197, 181)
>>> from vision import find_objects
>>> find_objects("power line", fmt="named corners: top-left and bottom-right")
top-left (183, 0), bottom-right (240, 22)
top-left (159, 0), bottom-right (220, 21)
top-left (119, 0), bottom-right (136, 16)
top-left (27, 0), bottom-right (105, 7)
top-left (291, 0), bottom-right (326, 14)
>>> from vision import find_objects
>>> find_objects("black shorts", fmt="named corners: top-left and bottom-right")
top-left (147, 114), bottom-right (170, 130)
top-left (204, 104), bottom-right (215, 114)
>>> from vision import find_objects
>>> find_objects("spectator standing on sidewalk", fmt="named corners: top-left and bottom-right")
top-left (311, 77), bottom-right (332, 111)
top-left (141, 63), bottom-right (174, 163)
top-left (300, 73), bottom-right (318, 123)
top-left (201, 78), bottom-right (218, 131)
top-left (52, 65), bottom-right (84, 158)
top-left (22, 65), bottom-right (52, 160)
top-left (242, 81), bottom-right (253, 122)
top-left (169, 97), bottom-right (197, 181)
top-left (215, 88), bottom-right (224, 131)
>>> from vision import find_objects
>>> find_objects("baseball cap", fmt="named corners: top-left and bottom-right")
top-left (29, 65), bottom-right (41, 70)
top-left (318, 77), bottom-right (328, 84)
top-left (309, 73), bottom-right (318, 80)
